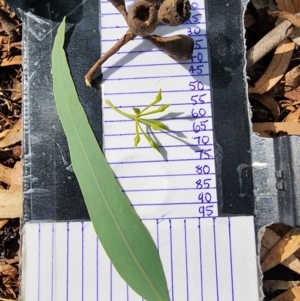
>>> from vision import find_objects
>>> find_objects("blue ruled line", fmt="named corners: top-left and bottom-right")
top-left (102, 49), bottom-right (162, 55)
top-left (105, 144), bottom-right (213, 151)
top-left (102, 62), bottom-right (209, 69)
top-left (213, 218), bottom-right (220, 301)
top-left (104, 73), bottom-right (210, 81)
top-left (133, 201), bottom-right (217, 206)
top-left (169, 220), bottom-right (174, 301)
top-left (123, 187), bottom-right (216, 192)
top-left (101, 47), bottom-right (208, 55)
top-left (105, 129), bottom-right (213, 137)
top-left (103, 101), bottom-right (211, 109)
top-left (116, 173), bottom-right (216, 179)
top-left (141, 213), bottom-right (218, 221)
top-left (184, 220), bottom-right (190, 301)
top-left (109, 157), bottom-right (215, 164)
top-left (229, 217), bottom-right (235, 301)
top-left (38, 223), bottom-right (40, 301)
top-left (198, 219), bottom-right (204, 301)
top-left (101, 34), bottom-right (207, 42)
top-left (96, 236), bottom-right (99, 301)
top-left (110, 262), bottom-right (112, 301)
top-left (101, 25), bottom-right (206, 30)
top-left (104, 88), bottom-right (210, 96)
top-left (104, 116), bottom-right (212, 123)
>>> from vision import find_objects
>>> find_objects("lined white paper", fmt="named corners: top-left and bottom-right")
top-left (102, 0), bottom-right (217, 219)
top-left (22, 218), bottom-right (259, 301)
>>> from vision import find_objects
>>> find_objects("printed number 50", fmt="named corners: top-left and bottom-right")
top-left (189, 80), bottom-right (204, 91)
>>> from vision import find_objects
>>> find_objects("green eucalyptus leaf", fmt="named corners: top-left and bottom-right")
top-left (141, 104), bottom-right (171, 117)
top-left (157, 104), bottom-right (170, 112)
top-left (106, 99), bottom-right (136, 120)
top-left (151, 121), bottom-right (170, 131)
top-left (51, 17), bottom-right (170, 301)
top-left (134, 121), bottom-right (141, 148)
top-left (154, 88), bottom-right (162, 104)
top-left (140, 89), bottom-right (163, 113)
top-left (134, 134), bottom-right (140, 147)
top-left (139, 126), bottom-right (161, 153)
top-left (134, 123), bottom-right (141, 148)
top-left (149, 139), bottom-right (161, 153)
top-left (133, 107), bottom-right (141, 115)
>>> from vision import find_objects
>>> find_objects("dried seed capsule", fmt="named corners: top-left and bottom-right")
top-left (158, 0), bottom-right (191, 26)
top-left (108, 0), bottom-right (128, 19)
top-left (127, 0), bottom-right (158, 36)
top-left (145, 34), bottom-right (194, 61)
top-left (143, 0), bottom-right (164, 10)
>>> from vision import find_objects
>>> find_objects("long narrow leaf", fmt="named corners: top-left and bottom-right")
top-left (51, 17), bottom-right (170, 301)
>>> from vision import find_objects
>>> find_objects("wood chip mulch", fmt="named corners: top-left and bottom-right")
top-left (260, 223), bottom-right (300, 301)
top-left (245, 0), bottom-right (300, 137)
top-left (0, 1), bottom-right (22, 300)
top-left (0, 218), bottom-right (19, 300)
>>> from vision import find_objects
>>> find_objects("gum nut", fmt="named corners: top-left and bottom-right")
top-left (158, 0), bottom-right (191, 26)
top-left (146, 34), bottom-right (194, 61)
top-left (127, 0), bottom-right (158, 36)
top-left (109, 0), bottom-right (126, 10)
top-left (141, 0), bottom-right (164, 10)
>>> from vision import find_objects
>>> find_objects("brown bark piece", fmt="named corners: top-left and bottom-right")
top-left (0, 9), bottom-right (18, 41)
top-left (0, 265), bottom-right (18, 278)
top-left (284, 86), bottom-right (300, 102)
top-left (282, 255), bottom-right (300, 274)
top-left (261, 228), bottom-right (283, 261)
top-left (0, 191), bottom-right (21, 218)
top-left (253, 122), bottom-right (300, 136)
top-left (10, 78), bottom-right (21, 101)
top-left (284, 65), bottom-right (300, 101)
top-left (264, 280), bottom-right (300, 294)
top-left (270, 11), bottom-right (300, 27)
top-left (260, 227), bottom-right (300, 274)
top-left (250, 93), bottom-right (280, 121)
top-left (285, 107), bottom-right (300, 122)
top-left (0, 218), bottom-right (8, 228)
top-left (290, 27), bottom-right (300, 45)
top-left (285, 65), bottom-right (300, 89)
top-left (261, 227), bottom-right (300, 273)
top-left (0, 161), bottom-right (22, 218)
top-left (270, 286), bottom-right (300, 301)
top-left (248, 39), bottom-right (295, 94)
top-left (0, 118), bottom-right (21, 148)
top-left (0, 55), bottom-right (22, 67)
top-left (276, 0), bottom-right (300, 14)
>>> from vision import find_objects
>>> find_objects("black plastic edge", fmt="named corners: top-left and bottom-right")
top-left (205, 0), bottom-right (254, 215)
top-left (22, 0), bottom-right (101, 221)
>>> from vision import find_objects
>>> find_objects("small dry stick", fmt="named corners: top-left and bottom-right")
top-left (246, 18), bottom-right (294, 69)
top-left (85, 30), bottom-right (136, 86)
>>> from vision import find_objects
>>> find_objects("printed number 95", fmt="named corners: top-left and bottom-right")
top-left (199, 205), bottom-right (214, 217)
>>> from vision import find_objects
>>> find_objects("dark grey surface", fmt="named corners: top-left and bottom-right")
top-left (252, 134), bottom-right (300, 229)
top-left (206, 0), bottom-right (254, 215)
top-left (16, 0), bottom-right (102, 221)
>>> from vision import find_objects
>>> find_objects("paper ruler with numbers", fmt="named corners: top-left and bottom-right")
top-left (21, 0), bottom-right (259, 300)
top-left (102, 0), bottom-right (217, 220)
